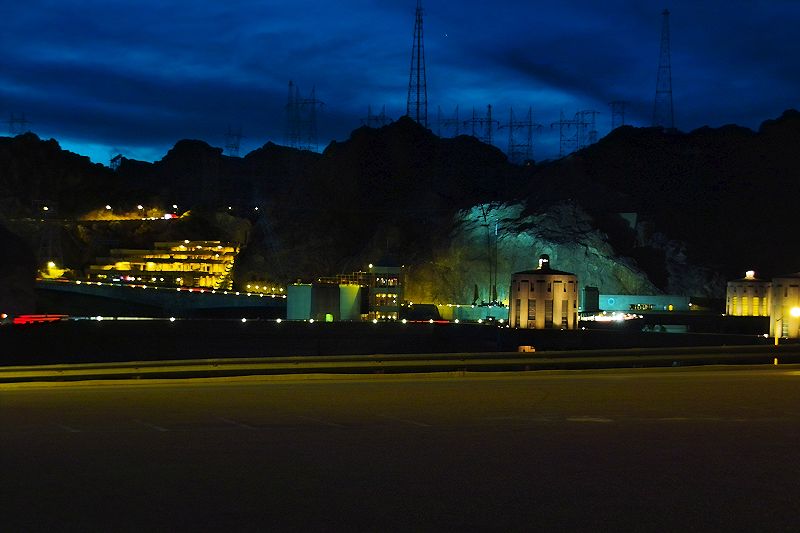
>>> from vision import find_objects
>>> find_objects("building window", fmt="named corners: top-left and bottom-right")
top-left (514, 299), bottom-right (520, 325)
top-left (544, 300), bottom-right (553, 327)
top-left (528, 299), bottom-right (536, 321)
top-left (731, 296), bottom-right (738, 315)
top-left (561, 300), bottom-right (568, 327)
top-left (752, 297), bottom-right (760, 317)
top-left (547, 282), bottom-right (551, 293)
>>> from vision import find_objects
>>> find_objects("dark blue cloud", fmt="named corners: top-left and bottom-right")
top-left (0, 0), bottom-right (798, 164)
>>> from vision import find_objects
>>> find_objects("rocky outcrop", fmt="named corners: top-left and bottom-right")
top-left (4, 110), bottom-right (800, 302)
top-left (405, 203), bottom-right (660, 304)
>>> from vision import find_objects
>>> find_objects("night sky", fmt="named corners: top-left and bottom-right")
top-left (1, 0), bottom-right (798, 164)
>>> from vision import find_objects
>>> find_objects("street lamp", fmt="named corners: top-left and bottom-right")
top-left (774, 306), bottom-right (800, 346)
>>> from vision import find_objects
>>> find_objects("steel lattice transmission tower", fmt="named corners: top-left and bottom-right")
top-left (361, 105), bottom-right (392, 128)
top-left (406, 0), bottom-right (428, 127)
top-left (609, 101), bottom-right (628, 130)
top-left (551, 111), bottom-right (579, 158)
top-left (576, 110), bottom-right (600, 147)
top-left (8, 113), bottom-right (30, 135)
top-left (285, 81), bottom-right (324, 151)
top-left (503, 107), bottom-right (542, 164)
top-left (224, 126), bottom-right (244, 157)
top-left (36, 201), bottom-right (63, 271)
top-left (653, 9), bottom-right (675, 130)
top-left (436, 105), bottom-right (460, 137)
top-left (466, 105), bottom-right (499, 146)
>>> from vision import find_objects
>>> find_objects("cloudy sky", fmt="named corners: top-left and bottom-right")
top-left (1, 0), bottom-right (798, 164)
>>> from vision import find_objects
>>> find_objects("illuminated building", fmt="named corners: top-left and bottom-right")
top-left (87, 240), bottom-right (237, 289)
top-left (509, 254), bottom-right (578, 329)
top-left (769, 272), bottom-right (800, 339)
top-left (726, 270), bottom-right (770, 316)
top-left (287, 284), bottom-right (362, 322)
top-left (598, 294), bottom-right (689, 313)
top-left (366, 264), bottom-right (403, 320)
top-left (288, 264), bottom-right (404, 321)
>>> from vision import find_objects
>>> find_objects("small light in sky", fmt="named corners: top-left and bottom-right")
top-left (105, 205), bottom-right (111, 210)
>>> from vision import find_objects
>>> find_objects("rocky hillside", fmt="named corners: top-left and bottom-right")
top-left (1, 110), bottom-right (798, 302)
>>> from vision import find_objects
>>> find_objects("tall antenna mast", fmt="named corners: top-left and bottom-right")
top-left (406, 1), bottom-right (428, 127)
top-left (653, 9), bottom-right (675, 130)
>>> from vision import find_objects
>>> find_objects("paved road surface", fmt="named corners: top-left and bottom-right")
top-left (3, 366), bottom-right (800, 531)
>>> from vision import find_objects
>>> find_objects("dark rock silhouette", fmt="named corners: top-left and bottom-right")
top-left (1, 109), bottom-right (798, 300)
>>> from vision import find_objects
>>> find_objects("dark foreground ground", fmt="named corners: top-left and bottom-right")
top-left (3, 366), bottom-right (800, 531)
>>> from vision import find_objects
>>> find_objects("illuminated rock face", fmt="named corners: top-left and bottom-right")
top-left (405, 202), bottom-right (661, 305)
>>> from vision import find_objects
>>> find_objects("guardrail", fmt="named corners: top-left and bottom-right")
top-left (2, 345), bottom-right (799, 384)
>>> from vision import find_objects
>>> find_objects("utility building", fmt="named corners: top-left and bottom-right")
top-left (509, 254), bottom-right (578, 329)
top-left (726, 270), bottom-right (770, 317)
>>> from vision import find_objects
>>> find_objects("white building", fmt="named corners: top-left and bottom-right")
top-left (509, 254), bottom-right (578, 329)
